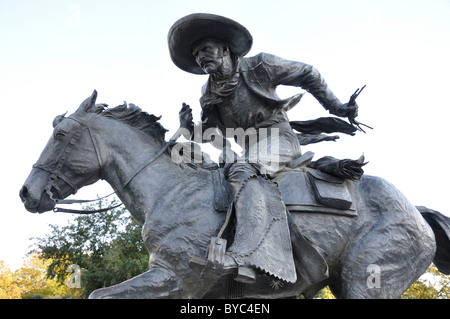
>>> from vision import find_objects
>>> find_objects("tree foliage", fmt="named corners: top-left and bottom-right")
top-left (0, 261), bottom-right (22, 299)
top-left (30, 199), bottom-right (148, 298)
top-left (15, 253), bottom-right (78, 298)
top-left (400, 264), bottom-right (450, 299)
top-left (0, 254), bottom-right (77, 299)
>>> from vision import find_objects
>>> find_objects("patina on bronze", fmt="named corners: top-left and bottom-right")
top-left (19, 90), bottom-right (450, 298)
top-left (19, 13), bottom-right (450, 298)
top-left (168, 13), bottom-right (363, 284)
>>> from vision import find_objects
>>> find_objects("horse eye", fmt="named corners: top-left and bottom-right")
top-left (54, 130), bottom-right (66, 140)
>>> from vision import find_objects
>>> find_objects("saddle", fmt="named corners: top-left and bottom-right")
top-left (211, 152), bottom-right (358, 218)
top-left (275, 169), bottom-right (356, 217)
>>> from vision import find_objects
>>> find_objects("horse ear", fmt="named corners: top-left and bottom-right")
top-left (76, 90), bottom-right (98, 114)
top-left (52, 111), bottom-right (68, 128)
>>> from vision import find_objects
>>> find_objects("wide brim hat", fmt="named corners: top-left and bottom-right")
top-left (168, 13), bottom-right (253, 74)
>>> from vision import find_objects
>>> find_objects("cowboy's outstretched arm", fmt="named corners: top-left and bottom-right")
top-left (262, 53), bottom-right (358, 118)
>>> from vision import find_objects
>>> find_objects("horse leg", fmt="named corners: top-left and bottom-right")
top-left (89, 267), bottom-right (181, 299)
top-left (332, 176), bottom-right (436, 299)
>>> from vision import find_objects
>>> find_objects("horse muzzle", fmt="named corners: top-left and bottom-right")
top-left (20, 169), bottom-right (56, 213)
top-left (20, 185), bottom-right (56, 214)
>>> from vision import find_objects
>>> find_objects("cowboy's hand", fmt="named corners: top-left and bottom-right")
top-left (179, 103), bottom-right (194, 132)
top-left (333, 102), bottom-right (359, 119)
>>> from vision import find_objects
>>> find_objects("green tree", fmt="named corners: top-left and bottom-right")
top-left (30, 199), bottom-right (148, 298)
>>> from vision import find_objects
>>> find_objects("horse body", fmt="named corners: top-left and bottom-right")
top-left (20, 91), bottom-right (449, 298)
top-left (294, 175), bottom-right (436, 298)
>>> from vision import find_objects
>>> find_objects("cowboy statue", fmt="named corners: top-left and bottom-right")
top-left (168, 13), bottom-right (361, 285)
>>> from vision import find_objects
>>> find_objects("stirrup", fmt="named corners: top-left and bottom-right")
top-left (189, 202), bottom-right (234, 276)
top-left (189, 236), bottom-right (227, 278)
top-left (189, 254), bottom-right (257, 284)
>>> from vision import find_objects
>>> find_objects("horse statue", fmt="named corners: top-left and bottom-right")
top-left (20, 90), bottom-right (450, 298)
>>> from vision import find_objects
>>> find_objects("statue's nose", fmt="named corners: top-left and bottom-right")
top-left (196, 51), bottom-right (208, 63)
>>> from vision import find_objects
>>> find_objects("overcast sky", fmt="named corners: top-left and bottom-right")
top-left (1, 0), bottom-right (450, 270)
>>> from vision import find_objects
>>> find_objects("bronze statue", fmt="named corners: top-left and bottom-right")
top-left (19, 13), bottom-right (450, 299)
top-left (19, 90), bottom-right (450, 298)
top-left (168, 13), bottom-right (359, 284)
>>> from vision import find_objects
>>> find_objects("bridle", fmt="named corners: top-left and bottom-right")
top-left (33, 115), bottom-right (184, 214)
top-left (32, 116), bottom-right (118, 214)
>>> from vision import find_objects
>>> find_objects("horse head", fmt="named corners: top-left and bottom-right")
top-left (20, 90), bottom-right (104, 213)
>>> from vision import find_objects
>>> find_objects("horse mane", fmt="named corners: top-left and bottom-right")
top-left (100, 102), bottom-right (168, 145)
top-left (97, 102), bottom-right (218, 170)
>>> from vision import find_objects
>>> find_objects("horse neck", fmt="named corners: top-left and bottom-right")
top-left (91, 116), bottom-right (203, 224)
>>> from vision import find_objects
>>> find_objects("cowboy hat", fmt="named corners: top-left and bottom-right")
top-left (168, 13), bottom-right (253, 74)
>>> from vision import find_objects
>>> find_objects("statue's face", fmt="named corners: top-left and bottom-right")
top-left (192, 39), bottom-right (228, 74)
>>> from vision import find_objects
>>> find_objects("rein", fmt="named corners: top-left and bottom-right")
top-left (36, 116), bottom-right (184, 215)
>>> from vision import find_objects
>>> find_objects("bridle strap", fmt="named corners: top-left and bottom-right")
top-left (120, 140), bottom-right (173, 191)
top-left (119, 126), bottom-right (185, 191)
top-left (39, 116), bottom-right (184, 215)
top-left (41, 124), bottom-right (89, 204)
top-left (57, 138), bottom-right (174, 214)
top-left (53, 202), bottom-right (123, 214)
top-left (35, 117), bottom-right (119, 214)
top-left (39, 117), bottom-right (184, 214)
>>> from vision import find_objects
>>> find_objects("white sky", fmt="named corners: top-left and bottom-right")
top-left (1, 0), bottom-right (450, 270)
